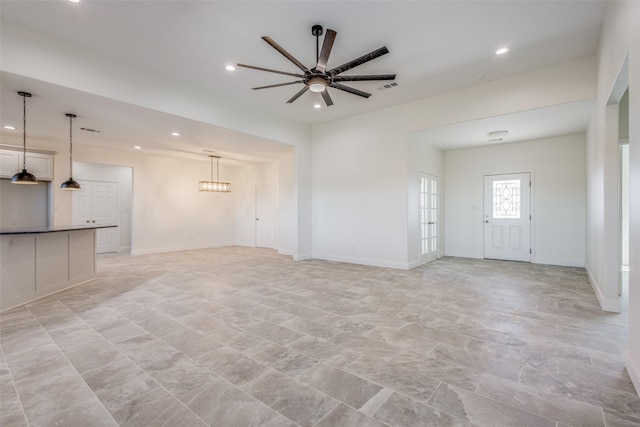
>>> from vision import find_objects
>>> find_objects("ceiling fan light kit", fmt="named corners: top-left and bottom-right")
top-left (237, 25), bottom-right (396, 106)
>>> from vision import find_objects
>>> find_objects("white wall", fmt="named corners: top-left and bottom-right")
top-left (312, 57), bottom-right (596, 269)
top-left (277, 152), bottom-right (296, 257)
top-left (445, 134), bottom-right (586, 267)
top-left (0, 179), bottom-right (49, 228)
top-left (74, 162), bottom-right (133, 253)
top-left (587, 0), bottom-right (640, 396)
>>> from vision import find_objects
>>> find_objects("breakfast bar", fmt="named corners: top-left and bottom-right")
top-left (0, 224), bottom-right (116, 312)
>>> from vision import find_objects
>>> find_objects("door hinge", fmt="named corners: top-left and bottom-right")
top-left (529, 249), bottom-right (532, 254)
top-left (529, 215), bottom-right (532, 220)
top-left (529, 181), bottom-right (531, 187)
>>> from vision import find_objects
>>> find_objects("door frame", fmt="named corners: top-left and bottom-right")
top-left (482, 171), bottom-right (534, 262)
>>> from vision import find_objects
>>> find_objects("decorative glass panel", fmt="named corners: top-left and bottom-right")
top-left (492, 179), bottom-right (521, 219)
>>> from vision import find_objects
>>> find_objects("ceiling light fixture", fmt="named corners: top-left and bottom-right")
top-left (314, 104), bottom-right (322, 109)
top-left (225, 65), bottom-right (236, 71)
top-left (487, 130), bottom-right (509, 142)
top-left (4, 125), bottom-right (16, 130)
top-left (308, 77), bottom-right (326, 93)
top-left (495, 47), bottom-right (510, 55)
top-left (11, 91), bottom-right (37, 185)
top-left (134, 145), bottom-right (142, 150)
top-left (199, 155), bottom-right (231, 192)
top-left (60, 113), bottom-right (81, 191)
top-left (171, 132), bottom-right (180, 136)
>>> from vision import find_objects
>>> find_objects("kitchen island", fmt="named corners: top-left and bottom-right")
top-left (0, 224), bottom-right (116, 312)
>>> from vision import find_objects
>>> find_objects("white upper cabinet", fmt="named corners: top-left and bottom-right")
top-left (0, 149), bottom-right (54, 181)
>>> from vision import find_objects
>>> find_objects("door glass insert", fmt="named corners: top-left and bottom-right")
top-left (492, 179), bottom-right (521, 219)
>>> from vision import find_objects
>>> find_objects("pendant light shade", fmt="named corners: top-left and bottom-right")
top-left (199, 155), bottom-right (231, 192)
top-left (11, 91), bottom-right (38, 184)
top-left (61, 113), bottom-right (81, 191)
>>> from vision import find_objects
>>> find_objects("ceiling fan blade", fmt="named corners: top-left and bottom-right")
top-left (252, 81), bottom-right (304, 90)
top-left (329, 83), bottom-right (371, 98)
top-left (316, 29), bottom-right (336, 72)
top-left (237, 63), bottom-right (305, 78)
top-left (262, 36), bottom-right (310, 73)
top-left (328, 46), bottom-right (390, 75)
top-left (286, 86), bottom-right (309, 103)
top-left (321, 90), bottom-right (334, 106)
top-left (333, 74), bottom-right (396, 82)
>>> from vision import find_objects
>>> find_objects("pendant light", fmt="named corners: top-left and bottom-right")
top-left (199, 155), bottom-right (231, 192)
top-left (11, 91), bottom-right (38, 184)
top-left (60, 113), bottom-right (81, 191)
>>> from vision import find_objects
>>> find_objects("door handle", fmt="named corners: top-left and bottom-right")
top-left (86, 220), bottom-right (90, 223)
top-left (256, 218), bottom-right (259, 221)
top-left (485, 220), bottom-right (489, 223)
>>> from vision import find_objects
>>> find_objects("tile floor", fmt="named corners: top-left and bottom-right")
top-left (1, 247), bottom-right (639, 426)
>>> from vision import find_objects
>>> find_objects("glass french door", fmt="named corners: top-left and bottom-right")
top-left (420, 173), bottom-right (439, 264)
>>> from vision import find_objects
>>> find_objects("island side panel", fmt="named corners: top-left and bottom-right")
top-left (0, 235), bottom-right (36, 311)
top-left (35, 231), bottom-right (69, 293)
top-left (69, 229), bottom-right (96, 281)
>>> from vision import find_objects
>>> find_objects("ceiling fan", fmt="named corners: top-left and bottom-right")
top-left (237, 25), bottom-right (396, 107)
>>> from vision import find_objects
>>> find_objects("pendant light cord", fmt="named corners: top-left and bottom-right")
top-left (217, 157), bottom-right (220, 182)
top-left (68, 115), bottom-right (74, 178)
top-left (22, 93), bottom-right (27, 171)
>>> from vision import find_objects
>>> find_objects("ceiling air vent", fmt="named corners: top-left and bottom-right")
top-left (80, 127), bottom-right (101, 133)
top-left (378, 82), bottom-right (398, 91)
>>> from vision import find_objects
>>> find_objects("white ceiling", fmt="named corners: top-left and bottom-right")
top-left (0, 1), bottom-right (605, 159)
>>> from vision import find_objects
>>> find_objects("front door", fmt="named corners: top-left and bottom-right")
top-left (420, 173), bottom-right (439, 264)
top-left (483, 173), bottom-right (531, 262)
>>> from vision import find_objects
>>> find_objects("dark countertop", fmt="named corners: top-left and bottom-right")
top-left (0, 224), bottom-right (117, 235)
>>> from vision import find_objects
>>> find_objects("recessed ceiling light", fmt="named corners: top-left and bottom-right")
top-left (3, 125), bottom-right (15, 130)
top-left (133, 145), bottom-right (142, 150)
top-left (225, 65), bottom-right (236, 71)
top-left (495, 47), bottom-right (510, 55)
top-left (474, 72), bottom-right (486, 79)
top-left (314, 104), bottom-right (321, 109)
top-left (68, 0), bottom-right (80, 3)
top-left (171, 132), bottom-right (180, 136)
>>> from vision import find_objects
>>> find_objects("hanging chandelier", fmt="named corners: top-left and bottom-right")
top-left (60, 113), bottom-right (81, 191)
top-left (11, 91), bottom-right (38, 184)
top-left (199, 155), bottom-right (231, 192)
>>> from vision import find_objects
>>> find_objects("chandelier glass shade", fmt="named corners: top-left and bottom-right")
top-left (11, 91), bottom-right (38, 185)
top-left (199, 155), bottom-right (231, 192)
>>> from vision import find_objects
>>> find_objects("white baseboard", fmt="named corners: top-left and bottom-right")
top-left (293, 252), bottom-right (312, 261)
top-left (131, 241), bottom-right (235, 256)
top-left (311, 252), bottom-right (410, 270)
top-left (626, 350), bottom-right (640, 397)
top-left (277, 249), bottom-right (294, 257)
top-left (586, 265), bottom-right (621, 313)
top-left (532, 257), bottom-right (585, 268)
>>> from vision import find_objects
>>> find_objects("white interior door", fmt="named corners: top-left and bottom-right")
top-left (255, 184), bottom-right (275, 248)
top-left (420, 173), bottom-right (439, 264)
top-left (483, 173), bottom-right (531, 262)
top-left (73, 180), bottom-right (119, 254)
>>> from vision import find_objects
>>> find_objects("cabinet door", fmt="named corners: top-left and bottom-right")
top-left (0, 150), bottom-right (19, 178)
top-left (18, 152), bottom-right (54, 181)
